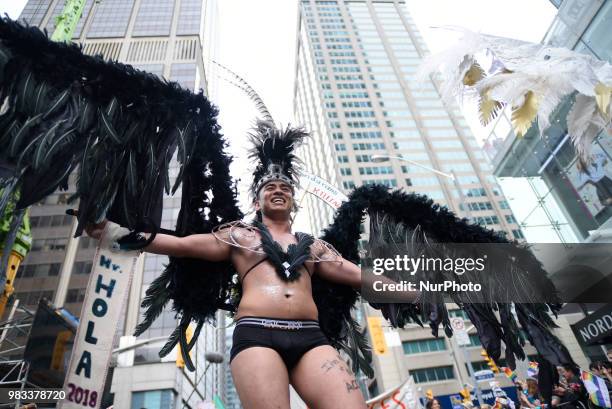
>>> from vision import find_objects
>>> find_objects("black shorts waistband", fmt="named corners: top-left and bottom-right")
top-left (235, 316), bottom-right (320, 330)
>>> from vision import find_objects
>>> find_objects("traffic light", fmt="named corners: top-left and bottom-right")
top-left (459, 387), bottom-right (471, 404)
top-left (480, 349), bottom-right (500, 373)
top-left (425, 389), bottom-right (434, 401)
top-left (51, 330), bottom-right (73, 371)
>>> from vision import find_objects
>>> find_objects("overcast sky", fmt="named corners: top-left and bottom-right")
top-left (1, 0), bottom-right (558, 234)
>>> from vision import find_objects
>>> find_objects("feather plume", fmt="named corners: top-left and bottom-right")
top-left (212, 61), bottom-right (274, 122)
top-left (247, 120), bottom-right (308, 197)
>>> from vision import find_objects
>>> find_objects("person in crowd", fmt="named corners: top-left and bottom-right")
top-left (518, 378), bottom-right (543, 408)
top-left (587, 361), bottom-right (612, 409)
top-left (552, 365), bottom-right (588, 409)
top-left (426, 399), bottom-right (442, 409)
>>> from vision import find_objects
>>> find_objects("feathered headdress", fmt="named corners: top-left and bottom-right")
top-left (248, 120), bottom-right (307, 197)
top-left (214, 62), bottom-right (308, 198)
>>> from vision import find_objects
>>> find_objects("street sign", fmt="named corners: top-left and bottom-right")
top-left (450, 394), bottom-right (464, 409)
top-left (474, 370), bottom-right (495, 381)
top-left (450, 317), bottom-right (471, 346)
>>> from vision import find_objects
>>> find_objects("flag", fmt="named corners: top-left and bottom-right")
top-left (527, 361), bottom-right (539, 378)
top-left (501, 367), bottom-right (517, 383)
top-left (581, 370), bottom-right (612, 408)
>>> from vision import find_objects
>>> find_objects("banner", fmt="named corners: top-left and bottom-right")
top-left (59, 222), bottom-right (139, 408)
top-left (366, 377), bottom-right (422, 409)
top-left (367, 316), bottom-right (387, 355)
top-left (301, 172), bottom-right (348, 209)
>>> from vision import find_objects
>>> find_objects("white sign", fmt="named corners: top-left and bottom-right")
top-left (366, 376), bottom-right (423, 409)
top-left (450, 317), bottom-right (465, 331)
top-left (450, 317), bottom-right (471, 346)
top-left (301, 172), bottom-right (349, 209)
top-left (475, 370), bottom-right (495, 381)
top-left (384, 329), bottom-right (402, 347)
top-left (59, 223), bottom-right (139, 409)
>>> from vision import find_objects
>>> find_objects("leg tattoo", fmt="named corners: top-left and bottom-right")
top-left (345, 380), bottom-right (359, 393)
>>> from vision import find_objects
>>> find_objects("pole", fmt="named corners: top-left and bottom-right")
top-left (449, 169), bottom-right (472, 221)
top-left (384, 155), bottom-right (454, 179)
top-left (50, 0), bottom-right (88, 42)
top-left (462, 344), bottom-right (484, 406)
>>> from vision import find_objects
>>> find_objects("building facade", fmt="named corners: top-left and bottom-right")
top-left (11, 1), bottom-right (224, 408)
top-left (294, 0), bottom-right (522, 240)
top-left (485, 0), bottom-right (612, 364)
top-left (487, 0), bottom-right (611, 243)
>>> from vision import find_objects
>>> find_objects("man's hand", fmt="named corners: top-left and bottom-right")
top-left (66, 209), bottom-right (107, 240)
top-left (85, 220), bottom-right (107, 240)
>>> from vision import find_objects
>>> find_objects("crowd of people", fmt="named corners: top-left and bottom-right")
top-left (513, 361), bottom-right (612, 409)
top-left (425, 351), bottom-right (612, 409)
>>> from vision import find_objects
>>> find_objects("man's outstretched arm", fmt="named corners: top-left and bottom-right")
top-left (83, 218), bottom-right (231, 261)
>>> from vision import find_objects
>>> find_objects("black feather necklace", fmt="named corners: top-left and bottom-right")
top-left (253, 220), bottom-right (314, 282)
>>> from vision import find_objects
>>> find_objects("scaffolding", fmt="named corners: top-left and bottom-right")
top-left (0, 301), bottom-right (37, 409)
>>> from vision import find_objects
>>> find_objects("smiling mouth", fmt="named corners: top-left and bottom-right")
top-left (271, 198), bottom-right (286, 204)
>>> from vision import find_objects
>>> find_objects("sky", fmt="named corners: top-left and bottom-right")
top-left (1, 0), bottom-right (559, 234)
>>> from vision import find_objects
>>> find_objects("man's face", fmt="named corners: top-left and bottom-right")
top-left (255, 181), bottom-right (294, 217)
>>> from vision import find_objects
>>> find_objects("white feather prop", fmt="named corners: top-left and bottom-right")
top-left (418, 29), bottom-right (612, 160)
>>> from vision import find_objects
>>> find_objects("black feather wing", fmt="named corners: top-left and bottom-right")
top-left (317, 184), bottom-right (569, 377)
top-left (0, 18), bottom-right (243, 370)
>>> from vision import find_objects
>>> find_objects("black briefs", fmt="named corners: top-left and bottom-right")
top-left (229, 316), bottom-right (330, 369)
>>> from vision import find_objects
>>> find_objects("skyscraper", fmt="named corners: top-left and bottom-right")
top-left (294, 0), bottom-right (521, 241)
top-left (11, 1), bottom-right (224, 407)
top-left (293, 0), bottom-right (535, 402)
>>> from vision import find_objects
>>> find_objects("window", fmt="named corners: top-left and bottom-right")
top-left (359, 166), bottom-right (393, 175)
top-left (363, 179), bottom-right (397, 188)
top-left (343, 181), bottom-right (355, 189)
top-left (74, 261), bottom-right (93, 275)
top-left (467, 202), bottom-right (493, 212)
top-left (466, 334), bottom-right (482, 347)
top-left (131, 389), bottom-right (174, 409)
top-left (448, 309), bottom-right (468, 319)
top-left (342, 101), bottom-right (371, 108)
top-left (432, 140), bottom-right (463, 149)
top-left (505, 215), bottom-right (517, 224)
top-left (466, 188), bottom-right (487, 197)
top-left (386, 119), bottom-right (416, 128)
top-left (350, 131), bottom-right (382, 140)
top-left (437, 151), bottom-right (469, 160)
top-left (335, 143), bottom-right (346, 151)
top-left (402, 338), bottom-right (446, 354)
top-left (467, 357), bottom-right (507, 372)
top-left (394, 141), bottom-right (425, 150)
top-left (340, 168), bottom-right (352, 176)
top-left (411, 366), bottom-right (454, 383)
top-left (512, 229), bottom-right (525, 239)
top-left (347, 121), bottom-right (379, 128)
top-left (345, 111), bottom-right (375, 118)
top-left (337, 155), bottom-right (349, 163)
top-left (475, 216), bottom-right (499, 226)
top-left (353, 142), bottom-right (385, 150)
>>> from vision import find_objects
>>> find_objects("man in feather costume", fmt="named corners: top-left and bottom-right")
top-left (84, 118), bottom-right (422, 409)
top-left (0, 17), bottom-right (577, 409)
